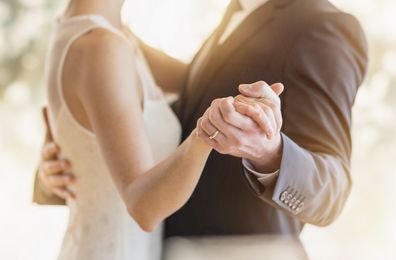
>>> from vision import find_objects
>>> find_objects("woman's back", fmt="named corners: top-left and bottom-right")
top-left (45, 15), bottom-right (181, 260)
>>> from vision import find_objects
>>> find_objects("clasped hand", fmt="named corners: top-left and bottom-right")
top-left (196, 81), bottom-right (284, 172)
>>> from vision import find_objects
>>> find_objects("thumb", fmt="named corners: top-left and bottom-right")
top-left (238, 81), bottom-right (270, 98)
top-left (42, 106), bottom-right (54, 142)
top-left (270, 83), bottom-right (284, 96)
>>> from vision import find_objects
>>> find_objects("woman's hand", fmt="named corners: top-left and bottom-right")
top-left (38, 107), bottom-right (76, 200)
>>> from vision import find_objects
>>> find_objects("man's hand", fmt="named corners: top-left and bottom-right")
top-left (196, 81), bottom-right (284, 173)
top-left (38, 107), bottom-right (76, 200)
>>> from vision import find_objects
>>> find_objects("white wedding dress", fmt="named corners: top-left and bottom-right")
top-left (45, 14), bottom-right (181, 260)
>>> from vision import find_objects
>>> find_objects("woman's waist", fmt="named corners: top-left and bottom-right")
top-left (64, 211), bottom-right (163, 242)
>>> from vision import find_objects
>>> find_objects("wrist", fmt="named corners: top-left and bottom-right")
top-left (248, 133), bottom-right (283, 173)
top-left (189, 129), bottom-right (213, 153)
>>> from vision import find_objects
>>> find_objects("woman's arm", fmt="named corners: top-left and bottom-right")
top-left (67, 29), bottom-right (211, 232)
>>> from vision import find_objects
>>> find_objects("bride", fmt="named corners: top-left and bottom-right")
top-left (44, 0), bottom-right (272, 259)
top-left (45, 0), bottom-right (210, 259)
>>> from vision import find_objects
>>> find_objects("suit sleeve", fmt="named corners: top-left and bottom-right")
top-left (32, 170), bottom-right (66, 205)
top-left (243, 13), bottom-right (368, 226)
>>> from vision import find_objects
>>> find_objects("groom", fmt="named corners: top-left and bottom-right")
top-left (34, 0), bottom-right (367, 257)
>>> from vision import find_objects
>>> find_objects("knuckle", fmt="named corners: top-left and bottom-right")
top-left (234, 95), bottom-right (244, 102)
top-left (208, 110), bottom-right (219, 122)
top-left (196, 117), bottom-right (202, 126)
top-left (220, 98), bottom-right (229, 106)
top-left (222, 110), bottom-right (233, 123)
top-left (211, 99), bottom-right (220, 107)
top-left (251, 108), bottom-right (261, 117)
top-left (265, 99), bottom-right (277, 108)
top-left (233, 138), bottom-right (243, 147)
top-left (201, 119), bottom-right (210, 130)
top-left (262, 105), bottom-right (272, 114)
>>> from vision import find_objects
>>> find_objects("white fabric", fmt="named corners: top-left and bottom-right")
top-left (164, 236), bottom-right (305, 260)
top-left (219, 0), bottom-right (269, 44)
top-left (188, 0), bottom-right (268, 96)
top-left (45, 14), bottom-right (181, 260)
top-left (242, 159), bottom-right (279, 186)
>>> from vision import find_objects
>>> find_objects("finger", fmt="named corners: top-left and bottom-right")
top-left (52, 187), bottom-right (75, 200)
top-left (234, 102), bottom-right (274, 139)
top-left (200, 117), bottom-right (227, 144)
top-left (208, 100), bottom-right (241, 137)
top-left (47, 173), bottom-right (76, 187)
top-left (196, 123), bottom-right (216, 146)
top-left (236, 94), bottom-right (282, 132)
top-left (41, 142), bottom-right (60, 160)
top-left (42, 107), bottom-right (54, 142)
top-left (219, 97), bottom-right (258, 131)
top-left (200, 115), bottom-right (218, 137)
top-left (235, 94), bottom-right (281, 122)
top-left (196, 125), bottom-right (224, 152)
top-left (260, 103), bottom-right (277, 135)
top-left (238, 81), bottom-right (270, 98)
top-left (272, 106), bottom-right (283, 133)
top-left (246, 102), bottom-right (277, 134)
top-left (40, 160), bottom-right (71, 176)
top-left (270, 83), bottom-right (284, 96)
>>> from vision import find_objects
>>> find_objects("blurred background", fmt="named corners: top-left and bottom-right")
top-left (0, 0), bottom-right (395, 259)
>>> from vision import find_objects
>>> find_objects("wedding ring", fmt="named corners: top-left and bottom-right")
top-left (209, 130), bottom-right (220, 140)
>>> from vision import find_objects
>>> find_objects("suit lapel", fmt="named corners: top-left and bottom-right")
top-left (183, 0), bottom-right (293, 126)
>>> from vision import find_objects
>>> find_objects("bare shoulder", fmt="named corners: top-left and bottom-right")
top-left (64, 27), bottom-right (138, 99)
top-left (85, 28), bottom-right (129, 49)
top-left (69, 28), bottom-right (133, 70)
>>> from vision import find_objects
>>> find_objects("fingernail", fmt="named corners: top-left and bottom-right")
top-left (62, 161), bottom-right (69, 168)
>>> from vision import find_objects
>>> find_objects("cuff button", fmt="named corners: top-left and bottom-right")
top-left (296, 202), bottom-right (304, 212)
top-left (280, 191), bottom-right (288, 202)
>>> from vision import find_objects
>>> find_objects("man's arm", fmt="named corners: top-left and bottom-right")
top-left (137, 38), bottom-right (189, 94)
top-left (243, 13), bottom-right (368, 226)
top-left (198, 13), bottom-right (368, 226)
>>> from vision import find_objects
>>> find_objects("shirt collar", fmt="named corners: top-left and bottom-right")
top-left (239, 0), bottom-right (269, 13)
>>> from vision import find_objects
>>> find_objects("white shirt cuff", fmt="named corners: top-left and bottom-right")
top-left (242, 159), bottom-right (280, 186)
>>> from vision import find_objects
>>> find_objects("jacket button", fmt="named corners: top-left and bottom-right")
top-left (280, 191), bottom-right (288, 202)
top-left (285, 193), bottom-right (293, 204)
top-left (296, 202), bottom-right (304, 212)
